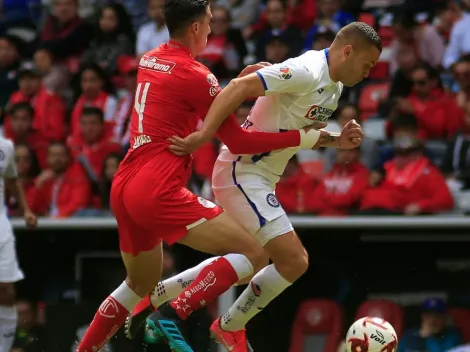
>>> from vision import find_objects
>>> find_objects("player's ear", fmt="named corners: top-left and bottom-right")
top-left (192, 21), bottom-right (200, 34)
top-left (343, 45), bottom-right (353, 59)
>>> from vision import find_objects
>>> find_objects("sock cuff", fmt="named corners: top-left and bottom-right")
top-left (111, 281), bottom-right (142, 311)
top-left (256, 264), bottom-right (292, 293)
top-left (224, 253), bottom-right (254, 280)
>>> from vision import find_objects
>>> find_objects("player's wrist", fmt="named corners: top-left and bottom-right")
top-left (299, 129), bottom-right (321, 149)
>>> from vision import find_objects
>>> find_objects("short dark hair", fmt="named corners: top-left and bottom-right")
top-left (81, 107), bottom-right (104, 122)
top-left (164, 0), bottom-right (209, 36)
top-left (391, 113), bottom-right (418, 130)
top-left (338, 22), bottom-right (383, 52)
top-left (9, 102), bottom-right (34, 117)
top-left (48, 141), bottom-right (70, 155)
top-left (413, 63), bottom-right (440, 80)
top-left (457, 54), bottom-right (470, 64)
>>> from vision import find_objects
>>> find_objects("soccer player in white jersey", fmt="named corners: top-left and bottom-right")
top-left (0, 137), bottom-right (37, 351)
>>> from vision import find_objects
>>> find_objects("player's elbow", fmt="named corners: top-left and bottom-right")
top-left (228, 74), bottom-right (266, 99)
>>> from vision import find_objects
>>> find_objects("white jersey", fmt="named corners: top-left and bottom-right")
top-left (216, 49), bottom-right (343, 186)
top-left (0, 137), bottom-right (17, 244)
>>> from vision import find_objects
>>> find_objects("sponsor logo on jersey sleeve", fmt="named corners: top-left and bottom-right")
top-left (206, 73), bottom-right (219, 86)
top-left (139, 56), bottom-right (176, 73)
top-left (305, 105), bottom-right (334, 122)
top-left (279, 66), bottom-right (292, 80)
top-left (266, 193), bottom-right (280, 208)
top-left (209, 86), bottom-right (219, 96)
top-left (198, 197), bottom-right (217, 209)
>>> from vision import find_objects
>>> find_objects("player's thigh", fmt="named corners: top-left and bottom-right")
top-left (121, 244), bottom-right (163, 297)
top-left (179, 212), bottom-right (268, 273)
top-left (261, 215), bottom-right (309, 283)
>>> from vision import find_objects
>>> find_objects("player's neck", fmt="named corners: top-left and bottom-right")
top-left (326, 46), bottom-right (340, 83)
top-left (168, 37), bottom-right (196, 57)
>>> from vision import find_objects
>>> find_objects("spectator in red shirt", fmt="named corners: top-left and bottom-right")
top-left (275, 155), bottom-right (316, 214)
top-left (6, 102), bottom-right (48, 168)
top-left (7, 62), bottom-right (66, 141)
top-left (33, 48), bottom-right (70, 94)
top-left (360, 136), bottom-right (454, 215)
top-left (310, 148), bottom-right (368, 215)
top-left (393, 64), bottom-right (464, 140)
top-left (71, 63), bottom-right (118, 138)
top-left (39, 0), bottom-right (92, 61)
top-left (99, 153), bottom-right (122, 213)
top-left (7, 144), bottom-right (41, 216)
top-left (68, 107), bottom-right (122, 183)
top-left (30, 142), bottom-right (91, 218)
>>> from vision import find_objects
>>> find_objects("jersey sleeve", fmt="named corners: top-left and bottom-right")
top-left (4, 140), bottom-right (17, 179)
top-left (186, 67), bottom-right (221, 116)
top-left (256, 61), bottom-right (319, 95)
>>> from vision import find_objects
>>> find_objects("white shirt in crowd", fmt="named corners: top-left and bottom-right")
top-left (136, 22), bottom-right (169, 56)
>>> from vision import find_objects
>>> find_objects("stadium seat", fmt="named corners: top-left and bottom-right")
top-left (369, 61), bottom-right (390, 80)
top-left (448, 308), bottom-right (470, 342)
top-left (362, 118), bottom-right (386, 141)
top-left (300, 159), bottom-right (325, 179)
top-left (378, 26), bottom-right (394, 47)
top-left (358, 82), bottom-right (390, 121)
top-left (289, 299), bottom-right (343, 352)
top-left (425, 140), bottom-right (448, 168)
top-left (358, 12), bottom-right (376, 27)
top-left (354, 299), bottom-right (404, 337)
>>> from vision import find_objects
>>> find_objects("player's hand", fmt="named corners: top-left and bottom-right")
top-left (238, 62), bottom-right (271, 78)
top-left (35, 169), bottom-right (54, 188)
top-left (24, 210), bottom-right (37, 228)
top-left (339, 119), bottom-right (363, 149)
top-left (168, 131), bottom-right (206, 156)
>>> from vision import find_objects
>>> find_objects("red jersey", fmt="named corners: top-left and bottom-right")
top-left (120, 40), bottom-right (301, 178)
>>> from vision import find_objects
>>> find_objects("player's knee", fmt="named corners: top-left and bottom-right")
top-left (0, 283), bottom-right (15, 306)
top-left (244, 246), bottom-right (269, 274)
top-left (276, 249), bottom-right (309, 282)
top-left (125, 276), bottom-right (158, 298)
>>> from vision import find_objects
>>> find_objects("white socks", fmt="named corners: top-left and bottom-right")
top-left (221, 264), bottom-right (291, 332)
top-left (151, 256), bottom-right (219, 307)
top-left (0, 305), bottom-right (17, 352)
top-left (110, 281), bottom-right (142, 311)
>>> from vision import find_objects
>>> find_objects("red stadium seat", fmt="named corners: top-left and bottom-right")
top-left (368, 61), bottom-right (390, 80)
top-left (448, 308), bottom-right (470, 342)
top-left (358, 82), bottom-right (390, 121)
top-left (354, 300), bottom-right (404, 337)
top-left (300, 160), bottom-right (324, 179)
top-left (378, 26), bottom-right (394, 47)
top-left (358, 12), bottom-right (376, 27)
top-left (289, 299), bottom-right (343, 352)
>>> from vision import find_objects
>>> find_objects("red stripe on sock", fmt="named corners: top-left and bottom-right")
top-left (75, 296), bottom-right (129, 352)
top-left (170, 257), bottom-right (238, 320)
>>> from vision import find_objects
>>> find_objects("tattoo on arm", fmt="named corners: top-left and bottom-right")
top-left (317, 131), bottom-right (341, 148)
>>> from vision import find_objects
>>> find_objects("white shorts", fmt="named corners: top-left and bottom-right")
top-left (212, 159), bottom-right (294, 246)
top-left (0, 237), bottom-right (24, 283)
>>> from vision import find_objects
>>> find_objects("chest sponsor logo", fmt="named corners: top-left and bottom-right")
top-left (304, 105), bottom-right (334, 122)
top-left (139, 56), bottom-right (176, 73)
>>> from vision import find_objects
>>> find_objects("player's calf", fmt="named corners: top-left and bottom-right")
top-left (272, 245), bottom-right (309, 283)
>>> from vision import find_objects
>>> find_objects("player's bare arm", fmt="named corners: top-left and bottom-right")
top-left (313, 119), bottom-right (363, 149)
top-left (6, 179), bottom-right (37, 228)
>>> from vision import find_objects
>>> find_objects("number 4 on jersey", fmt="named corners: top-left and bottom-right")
top-left (135, 82), bottom-right (150, 133)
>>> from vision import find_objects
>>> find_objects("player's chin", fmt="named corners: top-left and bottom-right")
top-left (342, 78), bottom-right (362, 87)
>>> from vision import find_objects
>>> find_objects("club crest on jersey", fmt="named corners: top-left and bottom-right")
top-left (209, 86), bottom-right (219, 96)
top-left (305, 105), bottom-right (334, 122)
top-left (266, 194), bottom-right (280, 208)
top-left (279, 66), bottom-right (292, 80)
top-left (139, 55), bottom-right (176, 74)
top-left (206, 73), bottom-right (219, 87)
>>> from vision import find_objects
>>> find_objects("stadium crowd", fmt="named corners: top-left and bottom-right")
top-left (1, 0), bottom-right (470, 223)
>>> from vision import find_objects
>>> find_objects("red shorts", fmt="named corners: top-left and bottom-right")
top-left (111, 151), bottom-right (223, 255)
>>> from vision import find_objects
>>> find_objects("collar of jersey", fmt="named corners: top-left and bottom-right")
top-left (167, 39), bottom-right (194, 58)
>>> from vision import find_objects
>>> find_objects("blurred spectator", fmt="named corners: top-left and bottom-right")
top-left (6, 103), bottom-right (48, 168)
top-left (0, 35), bottom-right (21, 110)
top-left (442, 2), bottom-right (470, 69)
top-left (324, 104), bottom-right (379, 171)
top-left (392, 64), bottom-right (464, 140)
top-left (7, 144), bottom-right (40, 217)
top-left (33, 48), bottom-right (70, 94)
top-left (276, 155), bottom-right (317, 214)
top-left (7, 62), bottom-right (66, 142)
top-left (81, 3), bottom-right (135, 75)
top-left (198, 6), bottom-right (247, 80)
top-left (304, 0), bottom-right (355, 50)
top-left (30, 142), bottom-right (91, 218)
top-left (265, 35), bottom-right (290, 63)
top-left (39, 0), bottom-right (93, 61)
top-left (114, 56), bottom-right (138, 146)
top-left (398, 298), bottom-right (462, 352)
top-left (390, 12), bottom-right (445, 74)
top-left (98, 153), bottom-right (122, 213)
top-left (310, 148), bottom-right (368, 215)
top-left (136, 0), bottom-right (169, 57)
top-left (253, 0), bottom-right (303, 62)
top-left (71, 63), bottom-right (118, 138)
top-left (68, 107), bottom-right (122, 182)
top-left (434, 0), bottom-right (463, 43)
top-left (442, 100), bottom-right (470, 190)
top-left (387, 44), bottom-right (421, 102)
top-left (12, 300), bottom-right (45, 352)
top-left (360, 135), bottom-right (454, 215)
top-left (453, 54), bottom-right (470, 110)
top-left (0, 0), bottom-right (40, 30)
top-left (218, 0), bottom-right (261, 30)
top-left (310, 27), bottom-right (336, 51)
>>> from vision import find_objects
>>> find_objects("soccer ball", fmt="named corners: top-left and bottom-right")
top-left (345, 317), bottom-right (398, 352)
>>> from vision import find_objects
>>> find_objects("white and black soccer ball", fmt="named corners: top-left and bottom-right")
top-left (345, 317), bottom-right (398, 352)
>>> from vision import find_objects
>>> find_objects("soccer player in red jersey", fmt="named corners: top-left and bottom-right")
top-left (74, 0), bottom-right (326, 351)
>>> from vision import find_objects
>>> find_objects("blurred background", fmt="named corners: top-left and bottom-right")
top-left (3, 0), bottom-right (470, 351)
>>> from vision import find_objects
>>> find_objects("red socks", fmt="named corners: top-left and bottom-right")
top-left (169, 257), bottom-right (239, 320)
